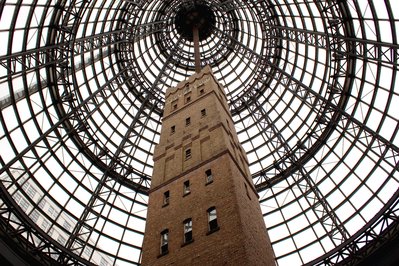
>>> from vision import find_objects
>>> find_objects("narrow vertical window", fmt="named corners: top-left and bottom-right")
top-left (183, 180), bottom-right (190, 195)
top-left (172, 100), bottom-right (178, 110)
top-left (183, 219), bottom-right (193, 243)
top-left (201, 109), bottom-right (206, 117)
top-left (185, 149), bottom-right (191, 160)
top-left (205, 169), bottom-right (213, 184)
top-left (207, 207), bottom-right (219, 232)
top-left (185, 96), bottom-right (191, 103)
top-left (163, 191), bottom-right (170, 206)
top-left (185, 117), bottom-right (191, 126)
top-left (160, 229), bottom-right (169, 255)
top-left (199, 88), bottom-right (205, 95)
top-left (170, 125), bottom-right (175, 134)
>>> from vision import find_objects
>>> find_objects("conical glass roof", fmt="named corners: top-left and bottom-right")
top-left (1, 0), bottom-right (399, 265)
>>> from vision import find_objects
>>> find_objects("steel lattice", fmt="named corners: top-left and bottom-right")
top-left (1, 0), bottom-right (399, 265)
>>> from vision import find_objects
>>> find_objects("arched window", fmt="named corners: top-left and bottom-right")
top-left (207, 207), bottom-right (219, 232)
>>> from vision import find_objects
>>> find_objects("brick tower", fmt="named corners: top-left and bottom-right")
top-left (141, 66), bottom-right (275, 265)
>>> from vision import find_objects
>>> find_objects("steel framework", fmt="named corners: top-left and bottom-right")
top-left (0, 0), bottom-right (399, 265)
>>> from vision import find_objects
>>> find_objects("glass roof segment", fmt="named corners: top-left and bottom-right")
top-left (1, 0), bottom-right (399, 265)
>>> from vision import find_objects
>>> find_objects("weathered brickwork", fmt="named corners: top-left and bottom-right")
top-left (141, 66), bottom-right (275, 265)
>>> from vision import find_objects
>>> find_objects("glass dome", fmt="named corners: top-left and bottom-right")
top-left (0, 0), bottom-right (399, 265)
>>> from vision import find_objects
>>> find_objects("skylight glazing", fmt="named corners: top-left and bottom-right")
top-left (1, 0), bottom-right (399, 265)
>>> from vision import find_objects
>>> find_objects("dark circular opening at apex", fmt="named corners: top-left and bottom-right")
top-left (174, 4), bottom-right (216, 42)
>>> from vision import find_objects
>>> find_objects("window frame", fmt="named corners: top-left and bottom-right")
top-left (205, 169), bottom-right (213, 184)
top-left (185, 148), bottom-right (191, 160)
top-left (183, 218), bottom-right (193, 244)
top-left (163, 191), bottom-right (170, 206)
top-left (171, 100), bottom-right (178, 110)
top-left (183, 180), bottom-right (190, 195)
top-left (160, 229), bottom-right (169, 255)
top-left (207, 207), bottom-right (219, 234)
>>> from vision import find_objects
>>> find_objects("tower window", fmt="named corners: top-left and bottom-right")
top-left (183, 219), bottom-right (193, 244)
top-left (185, 148), bottom-right (191, 160)
top-left (185, 96), bottom-right (191, 103)
top-left (160, 229), bottom-right (169, 255)
top-left (163, 191), bottom-right (170, 206)
top-left (172, 100), bottom-right (178, 110)
top-left (185, 117), bottom-right (191, 126)
top-left (201, 109), bottom-right (207, 117)
top-left (183, 180), bottom-right (190, 195)
top-left (207, 207), bottom-right (219, 233)
top-left (205, 169), bottom-right (213, 184)
top-left (199, 88), bottom-right (205, 95)
top-left (170, 125), bottom-right (175, 134)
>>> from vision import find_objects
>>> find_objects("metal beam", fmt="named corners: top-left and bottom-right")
top-left (64, 37), bottom-right (183, 254)
top-left (0, 48), bottom-right (113, 111)
top-left (193, 26), bottom-right (201, 73)
top-left (0, 30), bottom-right (122, 83)
top-left (270, 25), bottom-right (399, 66)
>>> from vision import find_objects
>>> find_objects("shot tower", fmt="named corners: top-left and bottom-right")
top-left (141, 4), bottom-right (275, 265)
top-left (141, 62), bottom-right (275, 264)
